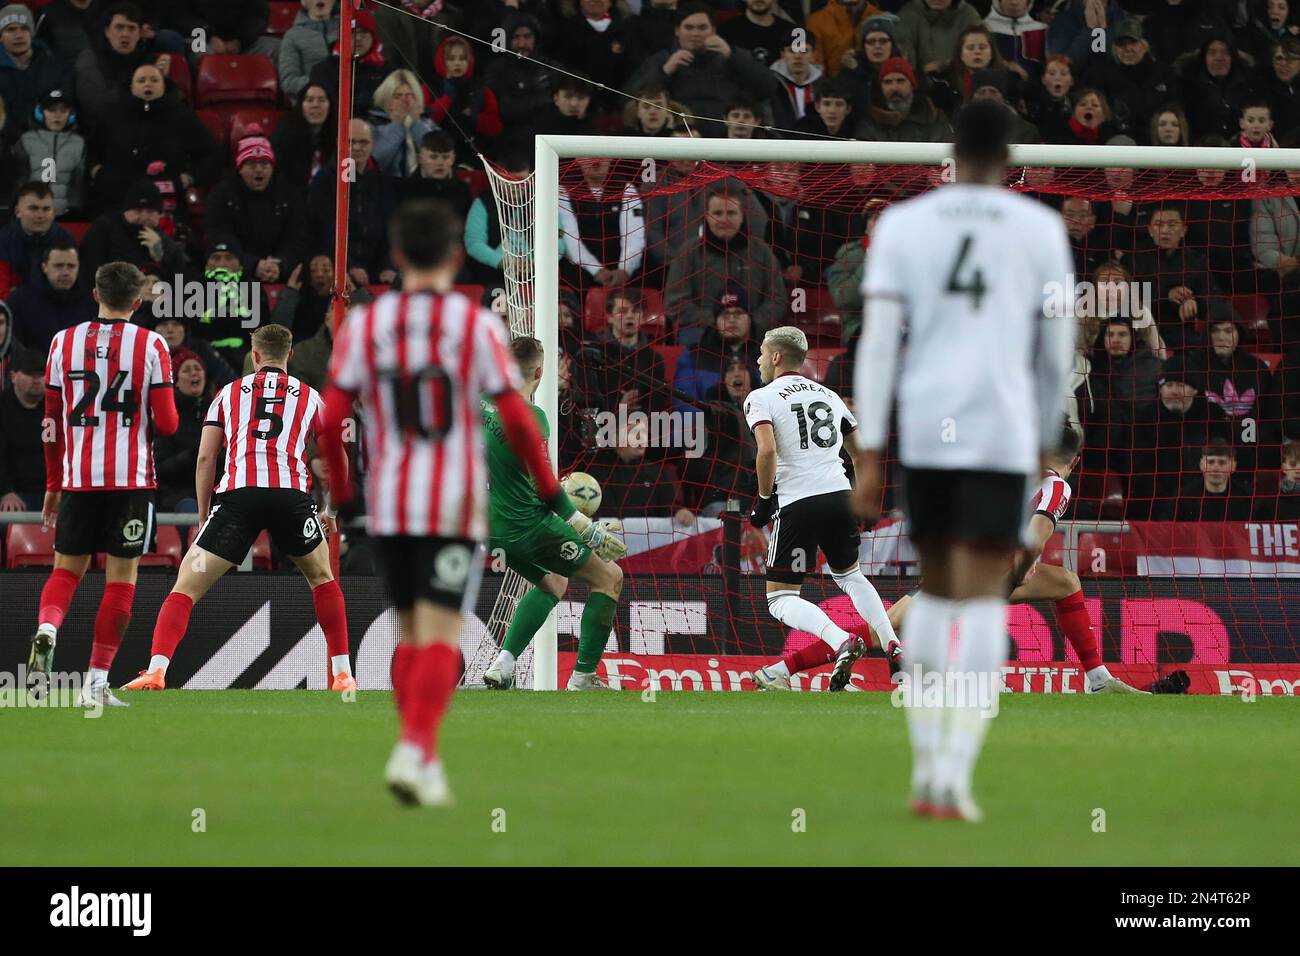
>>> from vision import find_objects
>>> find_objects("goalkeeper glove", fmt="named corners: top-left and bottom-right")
top-left (566, 511), bottom-right (628, 562)
top-left (750, 494), bottom-right (776, 528)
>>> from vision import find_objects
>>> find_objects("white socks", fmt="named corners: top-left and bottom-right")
top-left (902, 593), bottom-right (1009, 804)
top-left (768, 660), bottom-right (791, 678)
top-left (36, 622), bottom-right (57, 641)
top-left (86, 667), bottom-right (108, 686)
top-left (492, 649), bottom-right (517, 677)
top-left (932, 597), bottom-right (1008, 804)
top-left (331, 654), bottom-right (353, 678)
top-left (766, 589), bottom-right (853, 650)
top-left (1085, 665), bottom-right (1113, 689)
top-left (148, 654), bottom-right (170, 675)
top-left (900, 591), bottom-right (952, 797)
top-left (832, 568), bottom-right (899, 651)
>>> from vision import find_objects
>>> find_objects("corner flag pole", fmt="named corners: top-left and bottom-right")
top-left (328, 0), bottom-right (359, 580)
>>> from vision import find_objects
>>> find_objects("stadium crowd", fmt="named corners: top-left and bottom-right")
top-left (2, 0), bottom-right (1300, 560)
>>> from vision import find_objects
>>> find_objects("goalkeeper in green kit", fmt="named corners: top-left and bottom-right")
top-left (481, 336), bottom-right (627, 690)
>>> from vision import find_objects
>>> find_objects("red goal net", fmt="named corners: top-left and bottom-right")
top-left (474, 151), bottom-right (1300, 692)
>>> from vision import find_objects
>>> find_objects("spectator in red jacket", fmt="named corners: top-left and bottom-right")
top-left (427, 34), bottom-right (501, 166)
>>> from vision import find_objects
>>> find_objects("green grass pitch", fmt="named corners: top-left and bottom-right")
top-left (2, 690), bottom-right (1297, 866)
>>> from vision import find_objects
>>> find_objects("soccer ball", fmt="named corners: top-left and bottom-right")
top-left (562, 472), bottom-right (602, 517)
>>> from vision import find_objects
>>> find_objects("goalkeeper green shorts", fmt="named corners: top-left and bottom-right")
top-left (490, 513), bottom-right (593, 585)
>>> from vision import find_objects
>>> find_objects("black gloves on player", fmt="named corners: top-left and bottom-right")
top-left (750, 494), bottom-right (776, 528)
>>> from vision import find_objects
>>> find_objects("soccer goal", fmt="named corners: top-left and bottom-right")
top-left (475, 134), bottom-right (1300, 692)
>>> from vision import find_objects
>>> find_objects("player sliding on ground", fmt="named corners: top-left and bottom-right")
top-left (27, 262), bottom-right (179, 707)
top-left (480, 336), bottom-right (627, 691)
top-left (886, 427), bottom-right (1147, 695)
top-left (319, 200), bottom-right (564, 807)
top-left (122, 324), bottom-right (355, 693)
top-left (745, 326), bottom-right (901, 693)
top-left (852, 102), bottom-right (1077, 822)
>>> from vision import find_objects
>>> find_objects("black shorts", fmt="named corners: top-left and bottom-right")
top-left (195, 488), bottom-right (324, 565)
top-left (372, 535), bottom-right (483, 612)
top-left (55, 489), bottom-right (156, 558)
top-left (902, 468), bottom-right (1028, 550)
top-left (766, 490), bottom-right (862, 585)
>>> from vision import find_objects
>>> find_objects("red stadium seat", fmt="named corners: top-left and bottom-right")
top-left (138, 526), bottom-right (183, 569)
top-left (1041, 532), bottom-right (1065, 567)
top-left (267, 1), bottom-right (299, 35)
top-left (787, 285), bottom-right (844, 345)
top-left (60, 221), bottom-right (92, 244)
top-left (161, 52), bottom-right (193, 104)
top-left (799, 347), bottom-right (845, 383)
top-left (455, 168), bottom-right (489, 197)
top-left (227, 106), bottom-right (287, 147)
top-left (453, 283), bottom-right (485, 306)
top-left (197, 107), bottom-right (228, 148)
top-left (196, 55), bottom-right (279, 107)
top-left (251, 531), bottom-right (273, 570)
top-left (5, 524), bottom-right (56, 568)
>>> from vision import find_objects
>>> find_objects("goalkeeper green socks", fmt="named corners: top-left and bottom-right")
top-left (576, 592), bottom-right (617, 673)
top-left (502, 589), bottom-right (560, 659)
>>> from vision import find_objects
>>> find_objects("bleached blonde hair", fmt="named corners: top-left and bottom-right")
top-left (764, 326), bottom-right (808, 368)
top-left (374, 69), bottom-right (425, 114)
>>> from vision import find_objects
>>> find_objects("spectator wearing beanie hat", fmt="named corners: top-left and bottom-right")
top-left (278, 0), bottom-right (341, 99)
top-left (153, 343), bottom-right (209, 512)
top-left (79, 177), bottom-right (190, 283)
top-left (206, 132), bottom-right (309, 285)
top-left (842, 13), bottom-right (903, 112)
top-left (0, 3), bottom-right (71, 125)
top-left (308, 6), bottom-right (389, 115)
top-left (853, 55), bottom-right (953, 141)
top-left (17, 88), bottom-right (87, 216)
top-left (673, 280), bottom-right (763, 404)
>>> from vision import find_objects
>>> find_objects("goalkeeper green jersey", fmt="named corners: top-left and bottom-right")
top-left (481, 395), bottom-right (574, 541)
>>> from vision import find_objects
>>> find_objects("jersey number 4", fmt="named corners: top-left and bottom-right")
top-left (945, 234), bottom-right (988, 311)
top-left (68, 369), bottom-right (138, 427)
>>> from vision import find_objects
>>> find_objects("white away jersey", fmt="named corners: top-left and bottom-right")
top-left (46, 320), bottom-right (172, 490)
top-left (207, 369), bottom-right (323, 494)
top-left (744, 373), bottom-right (857, 506)
top-left (1031, 470), bottom-right (1071, 524)
top-left (328, 289), bottom-right (522, 539)
top-left (855, 183), bottom-right (1075, 475)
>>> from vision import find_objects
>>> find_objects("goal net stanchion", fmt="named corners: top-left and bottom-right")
top-left (514, 135), bottom-right (1300, 688)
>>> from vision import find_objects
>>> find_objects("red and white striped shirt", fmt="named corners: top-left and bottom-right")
top-left (46, 320), bottom-right (172, 490)
top-left (1032, 469), bottom-right (1072, 524)
top-left (329, 289), bottom-right (520, 538)
top-left (207, 368), bottom-right (323, 494)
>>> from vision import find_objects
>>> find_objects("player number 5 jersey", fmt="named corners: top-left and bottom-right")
top-left (744, 373), bottom-right (857, 506)
top-left (207, 369), bottom-right (324, 494)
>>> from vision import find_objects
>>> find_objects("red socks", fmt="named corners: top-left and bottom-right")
top-left (38, 567), bottom-right (80, 630)
top-left (1054, 590), bottom-right (1102, 672)
top-left (151, 592), bottom-right (194, 660)
top-left (400, 643), bottom-right (460, 761)
top-left (312, 580), bottom-right (349, 660)
top-left (782, 640), bottom-right (834, 675)
top-left (392, 642), bottom-right (416, 712)
top-left (88, 582), bottom-right (136, 671)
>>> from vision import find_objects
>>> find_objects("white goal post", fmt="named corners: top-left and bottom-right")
top-left (508, 135), bottom-right (1300, 690)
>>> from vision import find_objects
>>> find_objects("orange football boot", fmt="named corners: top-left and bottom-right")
top-left (331, 672), bottom-right (357, 692)
top-left (122, 669), bottom-right (165, 691)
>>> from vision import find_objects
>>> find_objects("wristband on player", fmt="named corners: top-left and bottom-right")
top-left (320, 503), bottom-right (338, 521)
top-left (750, 493), bottom-right (775, 528)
